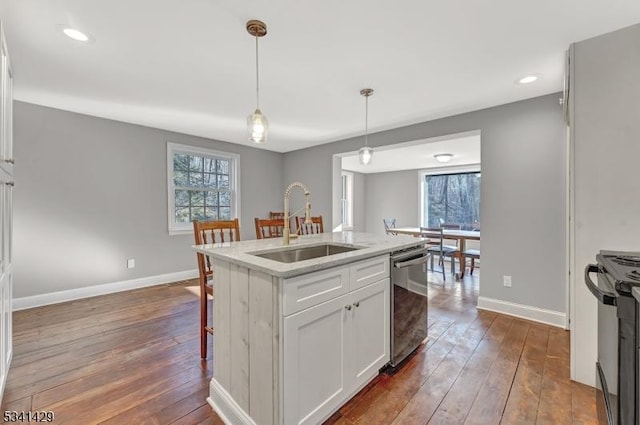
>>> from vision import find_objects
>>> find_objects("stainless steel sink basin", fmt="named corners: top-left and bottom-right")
top-left (249, 243), bottom-right (362, 263)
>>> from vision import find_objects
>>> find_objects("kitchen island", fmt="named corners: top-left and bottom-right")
top-left (193, 232), bottom-right (425, 425)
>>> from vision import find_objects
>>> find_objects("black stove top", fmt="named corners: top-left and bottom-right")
top-left (598, 250), bottom-right (640, 293)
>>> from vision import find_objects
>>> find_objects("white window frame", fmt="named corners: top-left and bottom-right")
top-left (167, 142), bottom-right (240, 235)
top-left (418, 164), bottom-right (480, 227)
top-left (341, 171), bottom-right (354, 230)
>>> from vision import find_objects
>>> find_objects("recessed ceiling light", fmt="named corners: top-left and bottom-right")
top-left (518, 75), bottom-right (538, 84)
top-left (63, 28), bottom-right (90, 42)
top-left (434, 153), bottom-right (454, 163)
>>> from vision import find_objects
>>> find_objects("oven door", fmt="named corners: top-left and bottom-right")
top-left (586, 264), bottom-right (619, 425)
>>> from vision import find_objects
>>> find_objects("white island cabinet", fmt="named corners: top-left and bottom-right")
top-left (194, 232), bottom-right (424, 425)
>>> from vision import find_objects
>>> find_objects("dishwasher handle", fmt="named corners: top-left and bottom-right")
top-left (394, 254), bottom-right (430, 269)
top-left (584, 264), bottom-right (617, 306)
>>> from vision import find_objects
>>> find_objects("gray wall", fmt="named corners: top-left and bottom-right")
top-left (14, 101), bottom-right (284, 298)
top-left (571, 23), bottom-right (640, 386)
top-left (352, 171), bottom-right (366, 232)
top-left (365, 170), bottom-right (419, 234)
top-left (284, 93), bottom-right (567, 313)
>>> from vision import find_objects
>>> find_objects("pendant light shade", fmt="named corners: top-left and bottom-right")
top-left (358, 88), bottom-right (374, 165)
top-left (247, 108), bottom-right (268, 143)
top-left (246, 20), bottom-right (268, 144)
top-left (359, 146), bottom-right (373, 165)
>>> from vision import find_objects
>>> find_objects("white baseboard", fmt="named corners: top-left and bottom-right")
top-left (477, 296), bottom-right (567, 329)
top-left (209, 379), bottom-right (256, 425)
top-left (12, 269), bottom-right (199, 311)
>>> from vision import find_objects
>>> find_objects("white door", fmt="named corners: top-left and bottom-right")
top-left (0, 21), bottom-right (12, 401)
top-left (349, 279), bottom-right (390, 391)
top-left (283, 294), bottom-right (350, 425)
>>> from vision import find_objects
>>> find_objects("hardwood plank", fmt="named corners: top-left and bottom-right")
top-left (98, 376), bottom-right (210, 424)
top-left (536, 329), bottom-right (573, 425)
top-left (571, 381), bottom-right (598, 425)
top-left (500, 324), bottom-right (550, 425)
top-left (463, 319), bottom-right (530, 425)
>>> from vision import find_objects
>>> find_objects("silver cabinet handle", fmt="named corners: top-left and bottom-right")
top-left (5, 182), bottom-right (14, 187)
top-left (353, 302), bottom-right (360, 308)
top-left (4, 159), bottom-right (14, 164)
top-left (345, 305), bottom-right (352, 311)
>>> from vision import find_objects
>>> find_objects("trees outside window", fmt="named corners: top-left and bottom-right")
top-left (423, 172), bottom-right (480, 230)
top-left (167, 143), bottom-right (239, 234)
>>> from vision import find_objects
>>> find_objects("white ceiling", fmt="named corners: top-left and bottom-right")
top-left (1, 1), bottom-right (639, 153)
top-left (341, 132), bottom-right (480, 174)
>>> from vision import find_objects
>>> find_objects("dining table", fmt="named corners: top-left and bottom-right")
top-left (388, 227), bottom-right (480, 279)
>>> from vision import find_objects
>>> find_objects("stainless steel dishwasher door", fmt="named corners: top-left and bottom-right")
top-left (390, 247), bottom-right (430, 367)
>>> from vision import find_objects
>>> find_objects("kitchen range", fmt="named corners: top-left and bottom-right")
top-left (585, 251), bottom-right (640, 425)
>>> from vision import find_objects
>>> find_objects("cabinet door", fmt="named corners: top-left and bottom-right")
top-left (349, 278), bottom-right (390, 392)
top-left (283, 295), bottom-right (350, 425)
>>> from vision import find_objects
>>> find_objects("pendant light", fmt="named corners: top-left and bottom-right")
top-left (246, 20), bottom-right (268, 143)
top-left (358, 88), bottom-right (374, 165)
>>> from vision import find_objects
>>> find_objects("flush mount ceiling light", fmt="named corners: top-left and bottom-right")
top-left (517, 75), bottom-right (539, 84)
top-left (62, 28), bottom-right (90, 42)
top-left (358, 88), bottom-right (374, 165)
top-left (434, 153), bottom-right (454, 163)
top-left (246, 20), bottom-right (268, 144)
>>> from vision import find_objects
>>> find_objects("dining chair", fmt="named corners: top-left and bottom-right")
top-left (462, 248), bottom-right (480, 275)
top-left (269, 211), bottom-right (285, 219)
top-left (296, 215), bottom-right (324, 235)
top-left (193, 218), bottom-right (241, 359)
top-left (383, 218), bottom-right (397, 235)
top-left (255, 217), bottom-right (285, 239)
top-left (420, 226), bottom-right (460, 282)
top-left (441, 222), bottom-right (462, 248)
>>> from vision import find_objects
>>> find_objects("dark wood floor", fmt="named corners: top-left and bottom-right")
top-left (2, 280), bottom-right (222, 425)
top-left (1, 270), bottom-right (597, 425)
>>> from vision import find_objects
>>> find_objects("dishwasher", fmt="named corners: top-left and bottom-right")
top-left (389, 245), bottom-right (430, 367)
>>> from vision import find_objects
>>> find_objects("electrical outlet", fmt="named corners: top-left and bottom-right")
top-left (503, 275), bottom-right (512, 287)
top-left (127, 258), bottom-right (135, 269)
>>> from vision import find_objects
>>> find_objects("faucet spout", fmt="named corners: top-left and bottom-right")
top-left (283, 182), bottom-right (312, 245)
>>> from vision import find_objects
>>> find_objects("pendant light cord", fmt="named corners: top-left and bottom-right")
top-left (364, 94), bottom-right (369, 147)
top-left (255, 36), bottom-right (260, 109)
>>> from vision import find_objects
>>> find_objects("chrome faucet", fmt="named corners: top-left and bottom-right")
top-left (283, 182), bottom-right (312, 245)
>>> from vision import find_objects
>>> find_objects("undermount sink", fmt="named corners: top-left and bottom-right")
top-left (249, 243), bottom-right (362, 263)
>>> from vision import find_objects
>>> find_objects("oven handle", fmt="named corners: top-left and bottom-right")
top-left (584, 264), bottom-right (617, 306)
top-left (391, 246), bottom-right (430, 261)
top-left (394, 255), bottom-right (430, 269)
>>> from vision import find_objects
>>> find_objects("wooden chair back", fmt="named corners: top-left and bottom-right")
top-left (255, 218), bottom-right (285, 239)
top-left (192, 218), bottom-right (240, 359)
top-left (269, 211), bottom-right (285, 219)
top-left (193, 219), bottom-right (241, 280)
top-left (296, 215), bottom-right (324, 235)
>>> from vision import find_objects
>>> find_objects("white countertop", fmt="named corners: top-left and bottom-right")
top-left (193, 231), bottom-right (425, 278)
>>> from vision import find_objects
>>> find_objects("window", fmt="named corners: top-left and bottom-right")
top-left (421, 170), bottom-right (480, 230)
top-left (167, 143), bottom-right (239, 234)
top-left (340, 171), bottom-right (353, 229)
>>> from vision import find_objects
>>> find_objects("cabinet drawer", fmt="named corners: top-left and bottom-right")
top-left (350, 255), bottom-right (389, 291)
top-left (283, 265), bottom-right (349, 316)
